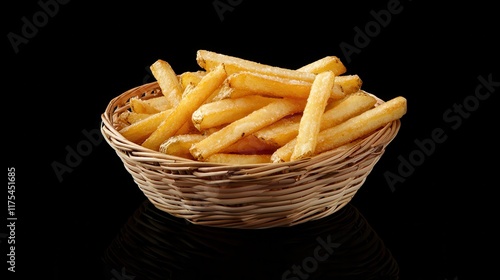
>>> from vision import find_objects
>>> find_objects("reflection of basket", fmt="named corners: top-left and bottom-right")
top-left (102, 199), bottom-right (400, 280)
top-left (100, 81), bottom-right (402, 229)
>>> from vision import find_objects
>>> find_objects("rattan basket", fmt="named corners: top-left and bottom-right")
top-left (101, 81), bottom-right (401, 229)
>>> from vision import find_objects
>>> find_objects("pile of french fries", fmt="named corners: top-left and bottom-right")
top-left (116, 50), bottom-right (407, 164)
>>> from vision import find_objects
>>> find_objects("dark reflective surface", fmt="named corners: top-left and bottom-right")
top-left (102, 200), bottom-right (399, 280)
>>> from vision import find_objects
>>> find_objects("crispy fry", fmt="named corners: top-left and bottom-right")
top-left (129, 97), bottom-right (161, 114)
top-left (225, 71), bottom-right (312, 99)
top-left (190, 98), bottom-right (306, 161)
top-left (205, 153), bottom-right (272, 164)
top-left (143, 96), bottom-right (171, 111)
top-left (253, 114), bottom-right (303, 146)
top-left (150, 59), bottom-right (183, 108)
top-left (125, 111), bottom-right (152, 124)
top-left (297, 55), bottom-right (346, 75)
top-left (119, 109), bottom-right (173, 144)
top-left (142, 64), bottom-right (227, 151)
top-left (222, 134), bottom-right (278, 154)
top-left (192, 95), bottom-right (278, 131)
top-left (178, 70), bottom-right (206, 90)
top-left (333, 75), bottom-right (363, 97)
top-left (291, 71), bottom-right (336, 161)
top-left (159, 134), bottom-right (206, 159)
top-left (322, 91), bottom-right (377, 124)
top-left (210, 83), bottom-right (256, 101)
top-left (314, 96), bottom-right (407, 155)
top-left (219, 72), bottom-right (355, 100)
top-left (271, 96), bottom-right (407, 162)
top-left (255, 91), bottom-right (377, 147)
top-left (197, 49), bottom-right (317, 82)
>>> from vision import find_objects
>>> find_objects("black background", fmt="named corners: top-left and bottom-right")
top-left (3, 0), bottom-right (499, 279)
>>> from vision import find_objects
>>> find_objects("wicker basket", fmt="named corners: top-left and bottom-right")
top-left (101, 81), bottom-right (401, 229)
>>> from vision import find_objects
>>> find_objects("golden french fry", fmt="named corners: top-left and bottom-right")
top-left (322, 91), bottom-right (377, 124)
top-left (178, 70), bottom-right (206, 90)
top-left (314, 96), bottom-right (407, 155)
top-left (150, 59), bottom-right (183, 108)
top-left (225, 71), bottom-right (312, 99)
top-left (291, 71), bottom-right (336, 161)
top-left (211, 83), bottom-right (258, 101)
top-left (205, 153), bottom-right (272, 164)
top-left (196, 49), bottom-right (317, 82)
top-left (222, 134), bottom-right (278, 154)
top-left (119, 109), bottom-right (173, 144)
top-left (190, 98), bottom-right (306, 161)
top-left (192, 95), bottom-right (278, 131)
top-left (159, 133), bottom-right (206, 159)
top-left (255, 91), bottom-right (377, 147)
top-left (253, 114), bottom-right (303, 147)
top-left (142, 64), bottom-right (227, 151)
top-left (125, 112), bottom-right (152, 124)
top-left (334, 75), bottom-right (363, 97)
top-left (220, 71), bottom-right (354, 101)
top-left (129, 97), bottom-right (161, 114)
top-left (272, 96), bottom-right (407, 162)
top-left (143, 96), bottom-right (171, 111)
top-left (297, 55), bottom-right (346, 75)
top-left (118, 49), bottom-right (407, 165)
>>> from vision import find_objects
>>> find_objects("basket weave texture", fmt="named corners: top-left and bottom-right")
top-left (101, 81), bottom-right (401, 229)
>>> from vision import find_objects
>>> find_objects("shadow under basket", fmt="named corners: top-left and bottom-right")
top-left (100, 81), bottom-right (402, 229)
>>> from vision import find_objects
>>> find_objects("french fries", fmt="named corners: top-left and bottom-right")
top-left (190, 98), bottom-right (306, 161)
top-left (142, 64), bottom-right (227, 151)
top-left (115, 50), bottom-right (407, 165)
top-left (271, 96), bottom-right (407, 162)
top-left (150, 59), bottom-right (183, 108)
top-left (205, 153), bottom-right (272, 164)
top-left (197, 49), bottom-right (321, 82)
top-left (254, 91), bottom-right (377, 147)
top-left (291, 71), bottom-right (336, 161)
top-left (192, 95), bottom-right (277, 131)
top-left (297, 55), bottom-right (346, 74)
